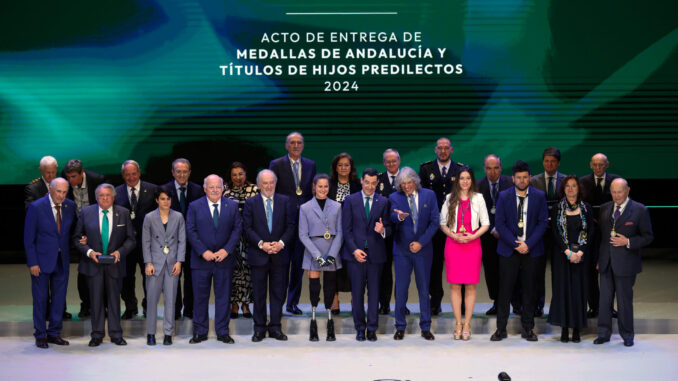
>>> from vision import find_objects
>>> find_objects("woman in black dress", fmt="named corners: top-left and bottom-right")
top-left (548, 175), bottom-right (594, 343)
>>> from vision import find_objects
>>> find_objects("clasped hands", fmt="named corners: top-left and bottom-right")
top-left (90, 250), bottom-right (121, 263)
top-left (202, 249), bottom-right (230, 262)
top-left (315, 256), bottom-right (336, 267)
top-left (566, 250), bottom-right (584, 264)
top-left (261, 241), bottom-right (284, 255)
top-left (610, 233), bottom-right (629, 247)
top-left (514, 241), bottom-right (530, 255)
top-left (146, 262), bottom-right (182, 276)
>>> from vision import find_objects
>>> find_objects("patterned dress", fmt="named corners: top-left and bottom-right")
top-left (223, 183), bottom-right (259, 304)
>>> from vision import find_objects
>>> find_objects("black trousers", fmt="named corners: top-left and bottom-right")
top-left (121, 247), bottom-right (147, 313)
top-left (480, 234), bottom-right (500, 302)
top-left (429, 230), bottom-right (446, 309)
top-left (496, 251), bottom-right (538, 332)
top-left (378, 234), bottom-right (394, 308)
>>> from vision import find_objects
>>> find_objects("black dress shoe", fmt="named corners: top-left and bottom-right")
top-left (242, 311), bottom-right (253, 319)
top-left (623, 338), bottom-right (634, 347)
top-left (326, 320), bottom-right (336, 342)
top-left (367, 330), bottom-right (377, 341)
top-left (35, 338), bottom-right (48, 349)
top-left (421, 331), bottom-right (435, 341)
top-left (430, 306), bottom-right (441, 316)
top-left (286, 305), bottom-right (303, 315)
top-left (593, 337), bottom-right (610, 345)
top-left (251, 332), bottom-right (266, 342)
top-left (310, 319), bottom-right (319, 342)
top-left (331, 308), bottom-right (340, 316)
top-left (189, 334), bottom-right (208, 344)
top-left (147, 334), bottom-right (156, 346)
top-left (217, 334), bottom-right (235, 344)
top-left (78, 307), bottom-right (91, 318)
top-left (88, 338), bottom-right (102, 347)
top-left (269, 331), bottom-right (288, 341)
top-left (586, 309), bottom-right (598, 318)
top-left (485, 305), bottom-right (497, 315)
top-left (111, 337), bottom-right (127, 346)
top-left (163, 335), bottom-right (172, 345)
top-left (534, 306), bottom-right (544, 317)
top-left (490, 330), bottom-right (507, 341)
top-left (47, 336), bottom-right (69, 346)
top-left (513, 307), bottom-right (522, 315)
top-left (521, 329), bottom-right (538, 341)
top-left (393, 330), bottom-right (404, 340)
top-left (356, 330), bottom-right (366, 342)
top-left (230, 312), bottom-right (239, 319)
top-left (405, 307), bottom-right (411, 315)
top-left (611, 309), bottom-right (618, 319)
top-left (121, 310), bottom-right (137, 320)
top-left (183, 312), bottom-right (193, 319)
top-left (571, 329), bottom-right (581, 343)
top-left (379, 305), bottom-right (390, 315)
top-left (62, 311), bottom-right (72, 320)
top-left (560, 328), bottom-right (569, 343)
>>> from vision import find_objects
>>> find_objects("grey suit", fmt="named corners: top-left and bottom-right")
top-left (298, 198), bottom-right (343, 271)
top-left (142, 209), bottom-right (186, 335)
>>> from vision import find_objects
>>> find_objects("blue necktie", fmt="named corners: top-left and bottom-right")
top-left (292, 161), bottom-right (300, 189)
top-left (491, 182), bottom-right (498, 203)
top-left (441, 166), bottom-right (447, 177)
top-left (408, 194), bottom-right (418, 233)
top-left (212, 203), bottom-right (219, 228)
top-left (179, 186), bottom-right (187, 215)
top-left (266, 198), bottom-right (273, 233)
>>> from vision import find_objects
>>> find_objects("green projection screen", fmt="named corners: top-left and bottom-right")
top-left (1, 0), bottom-right (677, 183)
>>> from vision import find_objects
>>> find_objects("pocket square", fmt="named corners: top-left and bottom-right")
top-left (116, 224), bottom-right (126, 227)
top-left (624, 221), bottom-right (634, 226)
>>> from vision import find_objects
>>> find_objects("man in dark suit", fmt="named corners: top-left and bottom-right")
top-left (594, 178), bottom-right (653, 347)
top-left (375, 149), bottom-right (400, 314)
top-left (419, 137), bottom-right (465, 315)
top-left (529, 147), bottom-right (566, 317)
top-left (243, 169), bottom-right (296, 342)
top-left (24, 178), bottom-right (75, 348)
top-left (491, 161), bottom-right (549, 342)
top-left (269, 132), bottom-right (316, 315)
top-left (580, 153), bottom-right (619, 317)
top-left (24, 156), bottom-right (58, 211)
top-left (114, 160), bottom-right (157, 319)
top-left (185, 174), bottom-right (241, 344)
top-left (164, 158), bottom-right (204, 319)
top-left (73, 183), bottom-right (136, 346)
top-left (476, 154), bottom-right (513, 315)
top-left (342, 168), bottom-right (392, 341)
top-left (63, 159), bottom-right (105, 318)
top-left (389, 167), bottom-right (440, 341)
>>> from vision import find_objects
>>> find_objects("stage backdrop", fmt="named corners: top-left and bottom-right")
top-left (1, 0), bottom-right (677, 184)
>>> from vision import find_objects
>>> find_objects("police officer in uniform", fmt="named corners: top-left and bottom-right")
top-left (419, 137), bottom-right (465, 315)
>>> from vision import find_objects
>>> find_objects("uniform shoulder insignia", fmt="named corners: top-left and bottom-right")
top-left (29, 178), bottom-right (40, 184)
top-left (421, 160), bottom-right (435, 166)
top-left (456, 162), bottom-right (465, 167)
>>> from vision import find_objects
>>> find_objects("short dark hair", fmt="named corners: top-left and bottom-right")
top-left (313, 173), bottom-right (330, 185)
top-left (559, 174), bottom-right (582, 203)
top-left (330, 152), bottom-right (358, 183)
top-left (542, 147), bottom-right (561, 161)
top-left (154, 185), bottom-right (172, 200)
top-left (64, 159), bottom-right (83, 174)
top-left (362, 168), bottom-right (378, 179)
top-left (226, 161), bottom-right (251, 188)
top-left (512, 160), bottom-right (530, 175)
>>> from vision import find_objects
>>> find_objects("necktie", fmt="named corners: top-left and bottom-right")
top-left (390, 175), bottom-right (395, 185)
top-left (130, 187), bottom-right (137, 210)
top-left (55, 204), bottom-right (61, 233)
top-left (491, 183), bottom-right (498, 203)
top-left (441, 166), bottom-right (447, 177)
top-left (101, 210), bottom-right (109, 255)
top-left (547, 177), bottom-right (555, 200)
top-left (179, 186), bottom-right (187, 214)
top-left (595, 177), bottom-right (603, 195)
top-left (614, 205), bottom-right (621, 220)
top-left (292, 161), bottom-right (300, 189)
top-left (364, 196), bottom-right (371, 219)
top-left (408, 194), bottom-right (418, 233)
top-left (212, 203), bottom-right (219, 228)
top-left (266, 198), bottom-right (273, 233)
top-left (517, 196), bottom-right (525, 236)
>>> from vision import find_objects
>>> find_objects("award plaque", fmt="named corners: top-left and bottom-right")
top-left (98, 255), bottom-right (116, 265)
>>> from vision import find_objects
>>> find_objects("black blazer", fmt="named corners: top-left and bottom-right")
top-left (328, 179), bottom-right (361, 202)
top-left (65, 169), bottom-right (105, 207)
top-left (163, 180), bottom-right (204, 217)
top-left (24, 179), bottom-right (48, 211)
top-left (376, 172), bottom-right (398, 198)
top-left (580, 173), bottom-right (620, 209)
top-left (269, 155), bottom-right (316, 208)
top-left (114, 181), bottom-right (157, 239)
top-left (477, 175), bottom-right (513, 229)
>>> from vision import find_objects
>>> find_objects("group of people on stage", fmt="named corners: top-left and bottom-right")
top-left (24, 132), bottom-right (653, 349)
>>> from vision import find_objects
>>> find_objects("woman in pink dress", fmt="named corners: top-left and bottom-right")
top-left (440, 168), bottom-right (489, 340)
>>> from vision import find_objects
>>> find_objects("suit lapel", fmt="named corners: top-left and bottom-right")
top-left (311, 198), bottom-right (325, 221)
top-left (42, 199), bottom-right (58, 232)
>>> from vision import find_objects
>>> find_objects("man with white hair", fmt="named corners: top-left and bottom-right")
top-left (24, 156), bottom-right (58, 210)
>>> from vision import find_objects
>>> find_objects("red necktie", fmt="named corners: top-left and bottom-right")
top-left (55, 204), bottom-right (62, 233)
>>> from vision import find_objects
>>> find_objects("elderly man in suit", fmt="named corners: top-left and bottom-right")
top-left (24, 156), bottom-right (58, 210)
top-left (185, 175), bottom-right (241, 344)
top-left (594, 178), bottom-right (653, 347)
top-left (63, 159), bottom-right (105, 319)
top-left (580, 153), bottom-right (620, 317)
top-left (342, 168), bottom-right (392, 341)
top-left (529, 147), bottom-right (566, 317)
top-left (115, 160), bottom-right (157, 319)
top-left (477, 154), bottom-right (514, 315)
top-left (24, 178), bottom-right (76, 348)
top-left (389, 167), bottom-right (440, 341)
top-left (243, 169), bottom-right (296, 342)
top-left (74, 183), bottom-right (136, 346)
top-left (269, 132), bottom-right (316, 315)
top-left (163, 158), bottom-right (204, 319)
top-left (491, 161), bottom-right (549, 342)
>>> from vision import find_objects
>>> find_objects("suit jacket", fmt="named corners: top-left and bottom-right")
top-left (114, 180), bottom-right (157, 240)
top-left (341, 192), bottom-right (392, 264)
top-left (494, 186), bottom-right (549, 257)
top-left (388, 189), bottom-right (440, 258)
top-left (376, 171), bottom-right (398, 198)
top-left (530, 172), bottom-right (566, 203)
top-left (163, 180), bottom-right (204, 217)
top-left (298, 198), bottom-right (343, 260)
top-left (73, 204), bottom-right (136, 278)
top-left (64, 169), bottom-right (105, 206)
top-left (580, 173), bottom-right (620, 208)
top-left (185, 196), bottom-right (242, 270)
top-left (598, 199), bottom-right (653, 276)
top-left (24, 196), bottom-right (76, 273)
top-left (477, 175), bottom-right (513, 229)
top-left (269, 155), bottom-right (316, 207)
top-left (419, 159), bottom-right (466, 209)
top-left (24, 178), bottom-right (49, 211)
top-left (243, 193), bottom-right (296, 267)
top-left (142, 209), bottom-right (186, 271)
top-left (328, 179), bottom-right (361, 202)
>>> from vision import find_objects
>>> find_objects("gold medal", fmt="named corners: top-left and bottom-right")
top-left (295, 187), bottom-right (302, 196)
top-left (518, 221), bottom-right (524, 228)
top-left (130, 211), bottom-right (136, 220)
top-left (163, 245), bottom-right (169, 254)
top-left (490, 207), bottom-right (496, 214)
top-left (379, 183), bottom-right (384, 191)
top-left (610, 230), bottom-right (616, 237)
top-left (459, 226), bottom-right (466, 233)
top-left (429, 173), bottom-right (435, 181)
top-left (324, 229), bottom-right (331, 240)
